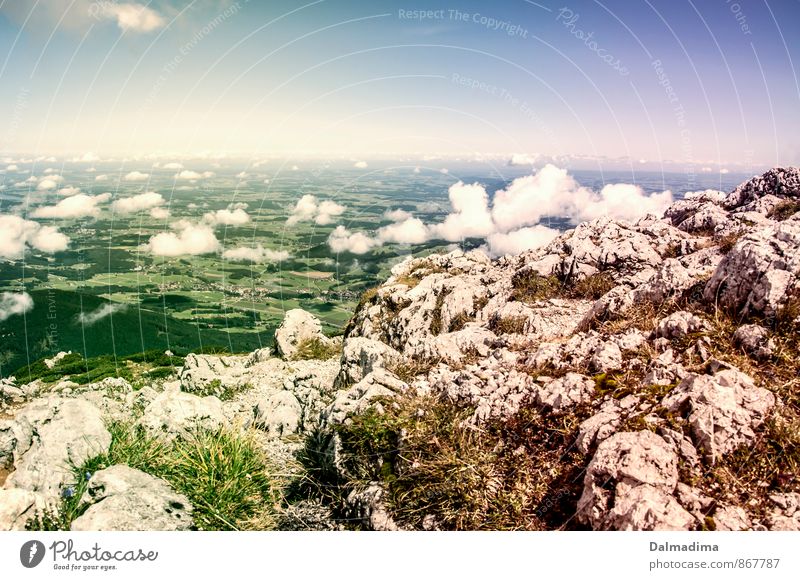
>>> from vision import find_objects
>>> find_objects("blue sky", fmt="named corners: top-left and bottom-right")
top-left (1, 0), bottom-right (799, 168)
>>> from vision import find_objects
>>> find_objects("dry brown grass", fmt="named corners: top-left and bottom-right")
top-left (716, 231), bottom-right (744, 254)
top-left (329, 393), bottom-right (591, 530)
top-left (448, 311), bottom-right (475, 333)
top-left (511, 270), bottom-right (616, 304)
top-left (386, 358), bottom-right (440, 383)
top-left (564, 272), bottom-right (617, 300)
top-left (489, 314), bottom-right (528, 335)
top-left (768, 199), bottom-right (800, 221)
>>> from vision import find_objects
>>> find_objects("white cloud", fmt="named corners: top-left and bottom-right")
top-left (384, 209), bottom-right (413, 222)
top-left (163, 162), bottom-right (183, 170)
top-left (354, 161), bottom-right (368, 169)
top-left (719, 168), bottom-right (730, 174)
top-left (95, 174), bottom-right (109, 182)
top-left (326, 165), bottom-right (674, 257)
top-left (36, 175), bottom-right (64, 190)
top-left (77, 303), bottom-right (127, 326)
top-left (175, 170), bottom-right (214, 180)
top-left (0, 291), bottom-right (33, 322)
top-left (76, 152), bottom-right (100, 162)
top-left (377, 217), bottom-right (430, 244)
top-left (439, 168), bottom-right (449, 174)
top-left (113, 191), bottom-right (165, 214)
top-left (507, 153), bottom-right (537, 166)
top-left (123, 171), bottom-right (149, 181)
top-left (0, 214), bottom-right (69, 259)
top-left (57, 186), bottom-right (81, 197)
top-left (430, 181), bottom-right (495, 241)
top-left (101, 3), bottom-right (165, 33)
top-left (287, 195), bottom-right (345, 226)
top-left (700, 166), bottom-right (713, 173)
top-left (574, 183), bottom-right (674, 223)
top-left (413, 166), bottom-right (421, 174)
top-left (222, 244), bottom-right (290, 263)
top-left (149, 207), bottom-right (170, 219)
top-left (328, 226), bottom-right (382, 254)
top-left (31, 193), bottom-right (111, 219)
top-left (143, 222), bottom-right (220, 257)
top-left (486, 225), bottom-right (559, 257)
top-left (36, 179), bottom-right (58, 190)
top-left (203, 207), bottom-right (250, 226)
top-left (6, 164), bottom-right (19, 171)
top-left (490, 164), bottom-right (673, 231)
top-left (235, 171), bottom-right (248, 179)
top-left (315, 200), bottom-right (345, 225)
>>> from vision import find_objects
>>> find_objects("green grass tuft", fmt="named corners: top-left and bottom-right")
top-left (30, 422), bottom-right (278, 531)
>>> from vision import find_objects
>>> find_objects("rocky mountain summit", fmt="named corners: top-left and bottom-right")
top-left (1, 167), bottom-right (799, 531)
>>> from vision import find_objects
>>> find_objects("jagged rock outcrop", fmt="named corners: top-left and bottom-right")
top-left (0, 489), bottom-right (47, 530)
top-left (275, 309), bottom-right (332, 359)
top-left (733, 324), bottom-right (775, 360)
top-left (661, 368), bottom-right (775, 461)
top-left (3, 167), bottom-right (798, 532)
top-left (704, 221), bottom-right (800, 317)
top-left (71, 465), bottom-right (193, 531)
top-left (723, 167), bottom-right (800, 209)
top-left (576, 431), bottom-right (694, 530)
top-left (327, 167), bottom-right (799, 531)
top-left (323, 369), bottom-right (408, 426)
top-left (1, 398), bottom-right (111, 499)
top-left (137, 390), bottom-right (227, 441)
top-left (335, 337), bottom-right (402, 388)
top-left (766, 493), bottom-right (800, 531)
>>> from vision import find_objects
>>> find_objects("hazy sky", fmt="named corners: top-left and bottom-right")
top-left (1, 0), bottom-right (799, 166)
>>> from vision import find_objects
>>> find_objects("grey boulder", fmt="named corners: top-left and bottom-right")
top-left (71, 465), bottom-right (193, 531)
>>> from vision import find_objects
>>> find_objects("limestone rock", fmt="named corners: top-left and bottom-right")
top-left (324, 369), bottom-right (407, 426)
top-left (733, 324), bottom-right (775, 360)
top-left (179, 353), bottom-right (247, 396)
top-left (766, 493), bottom-right (800, 531)
top-left (137, 391), bottom-right (227, 440)
top-left (576, 431), bottom-right (693, 530)
top-left (575, 395), bottom-right (639, 454)
top-left (71, 465), bottom-right (193, 531)
top-left (275, 309), bottom-right (329, 360)
top-left (0, 488), bottom-right (47, 531)
top-left (1, 398), bottom-right (111, 499)
top-left (713, 505), bottom-right (751, 531)
top-left (704, 221), bottom-right (800, 317)
top-left (653, 311), bottom-right (708, 340)
top-left (252, 390), bottom-right (303, 437)
top-left (589, 342), bottom-right (622, 372)
top-left (661, 369), bottom-right (775, 460)
top-left (536, 373), bottom-right (595, 414)
top-left (344, 483), bottom-right (399, 531)
top-left (335, 337), bottom-right (401, 388)
top-left (723, 167), bottom-right (800, 210)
